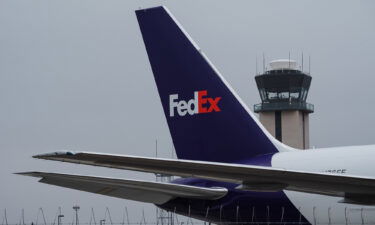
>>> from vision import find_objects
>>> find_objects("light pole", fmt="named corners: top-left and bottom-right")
top-left (58, 215), bottom-right (64, 225)
top-left (73, 206), bottom-right (80, 225)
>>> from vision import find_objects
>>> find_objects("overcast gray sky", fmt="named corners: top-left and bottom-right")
top-left (1, 0), bottom-right (375, 223)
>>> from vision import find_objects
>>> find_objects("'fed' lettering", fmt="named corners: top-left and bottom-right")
top-left (169, 90), bottom-right (221, 117)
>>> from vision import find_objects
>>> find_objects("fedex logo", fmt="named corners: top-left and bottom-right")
top-left (169, 90), bottom-right (221, 117)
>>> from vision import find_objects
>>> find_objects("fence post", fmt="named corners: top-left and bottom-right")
top-left (312, 207), bottom-right (317, 225)
top-left (172, 206), bottom-right (178, 225)
top-left (4, 209), bottom-right (8, 225)
top-left (90, 208), bottom-right (96, 225)
top-left (105, 207), bottom-right (113, 225)
top-left (280, 207), bottom-right (284, 224)
top-left (251, 206), bottom-right (255, 224)
top-left (344, 207), bottom-right (348, 225)
top-left (22, 209), bottom-right (25, 225)
top-left (125, 207), bottom-right (130, 225)
top-left (41, 208), bottom-right (47, 225)
top-left (328, 207), bottom-right (331, 225)
top-left (236, 205), bottom-right (239, 224)
top-left (36, 208), bottom-right (47, 225)
top-left (187, 205), bottom-right (192, 225)
top-left (174, 207), bottom-right (179, 225)
top-left (219, 205), bottom-right (223, 223)
top-left (142, 209), bottom-right (146, 225)
top-left (205, 207), bottom-right (209, 220)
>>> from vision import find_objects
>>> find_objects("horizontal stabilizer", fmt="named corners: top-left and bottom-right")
top-left (33, 151), bottom-right (375, 201)
top-left (17, 172), bottom-right (227, 204)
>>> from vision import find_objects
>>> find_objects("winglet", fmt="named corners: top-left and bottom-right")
top-left (33, 151), bottom-right (76, 159)
top-left (14, 172), bottom-right (42, 178)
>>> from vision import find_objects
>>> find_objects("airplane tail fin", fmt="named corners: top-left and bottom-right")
top-left (136, 6), bottom-right (289, 163)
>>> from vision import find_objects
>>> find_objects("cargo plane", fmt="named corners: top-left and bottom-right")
top-left (19, 6), bottom-right (375, 224)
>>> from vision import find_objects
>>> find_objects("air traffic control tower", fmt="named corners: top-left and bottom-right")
top-left (254, 59), bottom-right (314, 149)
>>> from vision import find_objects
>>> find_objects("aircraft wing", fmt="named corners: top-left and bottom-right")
top-left (32, 152), bottom-right (375, 203)
top-left (17, 172), bottom-right (228, 204)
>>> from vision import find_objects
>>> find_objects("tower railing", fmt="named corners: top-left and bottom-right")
top-left (254, 102), bottom-right (314, 113)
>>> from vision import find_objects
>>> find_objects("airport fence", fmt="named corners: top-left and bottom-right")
top-left (2, 206), bottom-right (375, 225)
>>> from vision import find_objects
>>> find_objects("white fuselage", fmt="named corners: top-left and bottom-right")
top-left (272, 145), bottom-right (375, 224)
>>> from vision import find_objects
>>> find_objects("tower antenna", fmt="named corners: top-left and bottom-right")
top-left (302, 52), bottom-right (304, 72)
top-left (155, 139), bottom-right (158, 158)
top-left (262, 53), bottom-right (265, 73)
